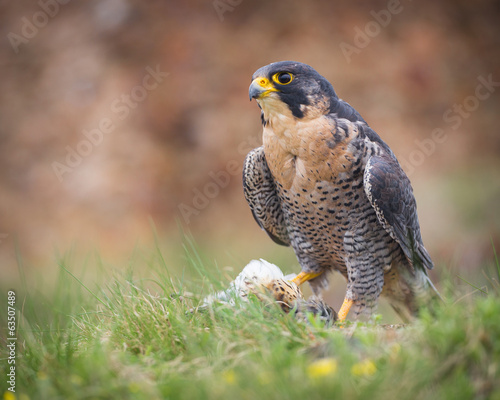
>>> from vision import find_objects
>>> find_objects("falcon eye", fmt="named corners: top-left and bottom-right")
top-left (272, 72), bottom-right (293, 85)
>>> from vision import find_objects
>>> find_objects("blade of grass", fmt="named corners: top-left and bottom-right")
top-left (457, 275), bottom-right (488, 295)
top-left (58, 261), bottom-right (112, 311)
top-left (491, 237), bottom-right (500, 280)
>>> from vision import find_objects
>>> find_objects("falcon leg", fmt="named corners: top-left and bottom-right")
top-left (337, 297), bottom-right (354, 321)
top-left (291, 271), bottom-right (323, 286)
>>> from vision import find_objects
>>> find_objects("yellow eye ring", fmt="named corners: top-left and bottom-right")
top-left (272, 72), bottom-right (293, 85)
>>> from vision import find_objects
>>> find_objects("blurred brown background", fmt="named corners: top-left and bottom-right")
top-left (0, 0), bottom-right (499, 281)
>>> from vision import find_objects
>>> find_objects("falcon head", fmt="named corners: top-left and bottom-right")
top-left (249, 61), bottom-right (338, 120)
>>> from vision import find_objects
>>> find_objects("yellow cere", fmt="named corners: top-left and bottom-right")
top-left (252, 77), bottom-right (274, 90)
top-left (307, 357), bottom-right (338, 379)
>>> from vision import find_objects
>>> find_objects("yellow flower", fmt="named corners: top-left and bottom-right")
top-left (70, 375), bottom-right (83, 386)
top-left (222, 370), bottom-right (236, 384)
top-left (390, 343), bottom-right (401, 359)
top-left (351, 359), bottom-right (377, 377)
top-left (36, 371), bottom-right (48, 381)
top-left (128, 382), bottom-right (141, 393)
top-left (307, 358), bottom-right (338, 379)
top-left (3, 392), bottom-right (16, 400)
top-left (257, 371), bottom-right (271, 385)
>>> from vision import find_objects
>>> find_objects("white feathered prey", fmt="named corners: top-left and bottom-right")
top-left (200, 259), bottom-right (337, 325)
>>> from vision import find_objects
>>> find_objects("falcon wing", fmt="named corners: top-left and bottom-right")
top-left (243, 147), bottom-right (290, 246)
top-left (363, 154), bottom-right (433, 270)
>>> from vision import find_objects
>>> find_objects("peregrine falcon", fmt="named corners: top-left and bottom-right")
top-left (243, 61), bottom-right (440, 321)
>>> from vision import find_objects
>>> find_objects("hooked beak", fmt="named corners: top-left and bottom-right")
top-left (249, 77), bottom-right (279, 100)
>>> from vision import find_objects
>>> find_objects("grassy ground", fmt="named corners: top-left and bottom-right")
top-left (1, 240), bottom-right (500, 400)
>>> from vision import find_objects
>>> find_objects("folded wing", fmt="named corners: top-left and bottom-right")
top-left (243, 147), bottom-right (290, 246)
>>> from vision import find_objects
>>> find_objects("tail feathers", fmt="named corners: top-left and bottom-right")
top-left (387, 267), bottom-right (442, 322)
top-left (407, 269), bottom-right (443, 321)
top-left (416, 243), bottom-right (434, 270)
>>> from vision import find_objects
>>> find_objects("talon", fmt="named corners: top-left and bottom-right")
top-left (291, 271), bottom-right (323, 286)
top-left (337, 298), bottom-right (354, 321)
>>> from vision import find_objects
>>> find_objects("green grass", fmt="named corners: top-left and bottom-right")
top-left (1, 241), bottom-right (500, 400)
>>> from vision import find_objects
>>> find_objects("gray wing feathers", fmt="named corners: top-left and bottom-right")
top-left (243, 147), bottom-right (290, 246)
top-left (363, 154), bottom-right (433, 270)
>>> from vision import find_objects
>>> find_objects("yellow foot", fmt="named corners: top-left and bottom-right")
top-left (337, 298), bottom-right (354, 322)
top-left (291, 271), bottom-right (323, 286)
